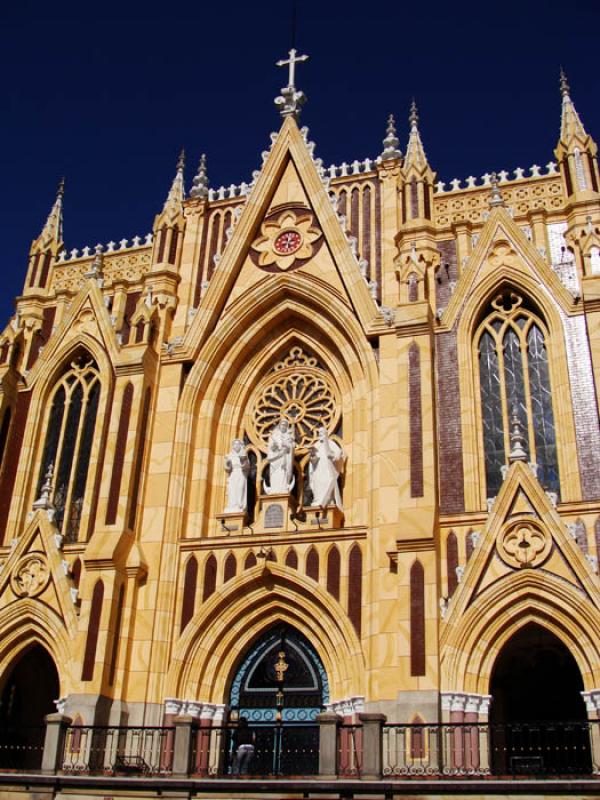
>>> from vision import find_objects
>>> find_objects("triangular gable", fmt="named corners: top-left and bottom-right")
top-left (0, 510), bottom-right (79, 638)
top-left (440, 206), bottom-right (577, 330)
top-left (183, 117), bottom-right (380, 356)
top-left (441, 461), bottom-right (600, 642)
top-left (25, 280), bottom-right (120, 387)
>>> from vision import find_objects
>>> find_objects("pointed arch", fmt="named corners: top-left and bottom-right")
top-left (223, 552), bottom-right (237, 583)
top-left (306, 547), bottom-right (319, 582)
top-left (166, 563), bottom-right (365, 705)
top-left (181, 555), bottom-right (198, 633)
top-left (442, 570), bottom-right (600, 695)
top-left (452, 253), bottom-right (587, 509)
top-left (348, 543), bottom-right (362, 636)
top-left (244, 552), bottom-right (257, 570)
top-left (202, 554), bottom-right (217, 602)
top-left (326, 545), bottom-right (341, 600)
top-left (284, 547), bottom-right (298, 569)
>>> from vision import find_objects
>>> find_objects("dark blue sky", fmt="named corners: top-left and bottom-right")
top-left (1, 0), bottom-right (598, 326)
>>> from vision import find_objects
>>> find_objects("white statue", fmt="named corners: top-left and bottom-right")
top-left (308, 427), bottom-right (344, 509)
top-left (224, 439), bottom-right (250, 512)
top-left (264, 418), bottom-right (295, 494)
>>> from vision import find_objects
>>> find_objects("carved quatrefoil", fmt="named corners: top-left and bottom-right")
top-left (497, 521), bottom-right (551, 569)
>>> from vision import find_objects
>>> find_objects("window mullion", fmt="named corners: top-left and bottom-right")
top-left (51, 390), bottom-right (72, 504)
top-left (520, 325), bottom-right (536, 464)
top-left (496, 327), bottom-right (511, 464)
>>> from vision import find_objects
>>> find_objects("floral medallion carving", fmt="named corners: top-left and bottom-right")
top-left (250, 207), bottom-right (322, 272)
top-left (497, 521), bottom-right (551, 569)
top-left (247, 347), bottom-right (340, 453)
top-left (11, 553), bottom-right (50, 598)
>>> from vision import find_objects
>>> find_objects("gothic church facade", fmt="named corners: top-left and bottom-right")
top-left (0, 68), bottom-right (599, 745)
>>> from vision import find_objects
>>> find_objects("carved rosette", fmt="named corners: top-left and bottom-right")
top-left (250, 207), bottom-right (322, 272)
top-left (247, 347), bottom-right (340, 453)
top-left (497, 521), bottom-right (551, 569)
top-left (11, 553), bottom-right (50, 598)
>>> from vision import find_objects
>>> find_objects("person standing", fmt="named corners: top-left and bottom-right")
top-left (232, 717), bottom-right (255, 776)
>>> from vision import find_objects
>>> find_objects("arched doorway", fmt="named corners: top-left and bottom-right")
top-left (0, 644), bottom-right (59, 769)
top-left (489, 623), bottom-right (591, 775)
top-left (227, 624), bottom-right (329, 775)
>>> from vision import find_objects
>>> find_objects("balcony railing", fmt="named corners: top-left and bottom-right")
top-left (61, 726), bottom-right (173, 774)
top-left (2, 717), bottom-right (600, 780)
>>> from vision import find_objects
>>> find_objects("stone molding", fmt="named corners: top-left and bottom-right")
top-left (164, 698), bottom-right (227, 720)
top-left (441, 692), bottom-right (492, 715)
top-left (325, 695), bottom-right (365, 716)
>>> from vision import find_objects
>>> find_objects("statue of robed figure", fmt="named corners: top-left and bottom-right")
top-left (308, 426), bottom-right (344, 510)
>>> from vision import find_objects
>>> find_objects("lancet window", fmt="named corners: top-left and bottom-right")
top-left (37, 355), bottom-right (101, 542)
top-left (477, 291), bottom-right (559, 498)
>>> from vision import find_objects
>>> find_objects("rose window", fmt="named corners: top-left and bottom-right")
top-left (248, 348), bottom-right (340, 452)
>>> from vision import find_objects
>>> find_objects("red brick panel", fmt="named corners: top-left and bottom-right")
top-left (306, 548), bottom-right (319, 582)
top-left (410, 560), bottom-right (425, 676)
top-left (435, 332), bottom-right (465, 513)
top-left (447, 532), bottom-right (459, 597)
top-left (0, 392), bottom-right (31, 542)
top-left (82, 580), bottom-right (104, 681)
top-left (348, 544), bottom-right (362, 636)
top-left (105, 383), bottom-right (134, 525)
top-left (409, 342), bottom-right (424, 497)
top-left (202, 554), bottom-right (217, 602)
top-left (326, 546), bottom-right (341, 600)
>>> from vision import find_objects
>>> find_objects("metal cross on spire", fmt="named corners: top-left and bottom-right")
top-left (276, 48), bottom-right (309, 90)
top-left (274, 47), bottom-right (310, 121)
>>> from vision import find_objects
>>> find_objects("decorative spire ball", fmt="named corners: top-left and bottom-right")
top-left (488, 171), bottom-right (506, 208)
top-left (190, 153), bottom-right (209, 199)
top-left (381, 114), bottom-right (402, 161)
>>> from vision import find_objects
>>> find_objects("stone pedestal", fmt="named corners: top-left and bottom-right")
top-left (316, 711), bottom-right (341, 779)
top-left (257, 493), bottom-right (295, 532)
top-left (216, 510), bottom-right (247, 535)
top-left (41, 713), bottom-right (72, 774)
top-left (172, 714), bottom-right (195, 777)
top-left (358, 712), bottom-right (386, 780)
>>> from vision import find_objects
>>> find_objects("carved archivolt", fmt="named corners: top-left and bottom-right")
top-left (11, 553), bottom-right (50, 598)
top-left (247, 347), bottom-right (340, 453)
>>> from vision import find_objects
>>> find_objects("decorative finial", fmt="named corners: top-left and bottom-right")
top-left (559, 67), bottom-right (570, 98)
top-left (177, 148), bottom-right (185, 172)
top-left (508, 407), bottom-right (528, 463)
top-left (85, 244), bottom-right (104, 285)
top-left (275, 48), bottom-right (309, 120)
top-left (190, 153), bottom-right (209, 199)
top-left (39, 178), bottom-right (65, 246)
top-left (381, 113), bottom-right (402, 161)
top-left (488, 172), bottom-right (505, 208)
top-left (409, 99), bottom-right (419, 129)
top-left (57, 177), bottom-right (65, 199)
top-left (33, 463), bottom-right (55, 512)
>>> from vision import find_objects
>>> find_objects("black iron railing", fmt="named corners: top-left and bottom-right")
top-left (381, 721), bottom-right (595, 776)
top-left (190, 722), bottom-right (319, 777)
top-left (61, 725), bottom-right (173, 774)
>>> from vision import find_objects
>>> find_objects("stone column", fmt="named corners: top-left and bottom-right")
top-left (41, 713), bottom-right (72, 774)
top-left (172, 714), bottom-right (195, 777)
top-left (316, 712), bottom-right (341, 779)
top-left (357, 712), bottom-right (386, 780)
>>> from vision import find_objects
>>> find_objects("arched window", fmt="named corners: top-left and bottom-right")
top-left (446, 532), bottom-right (458, 597)
top-left (306, 548), bottom-right (319, 582)
top-left (348, 544), bottom-right (362, 636)
top-left (285, 548), bottom-right (298, 569)
top-left (37, 355), bottom-right (101, 542)
top-left (410, 561), bottom-right (425, 676)
top-left (326, 546), bottom-right (341, 600)
top-left (223, 553), bottom-right (237, 583)
top-left (82, 579), bottom-right (104, 681)
top-left (477, 291), bottom-right (559, 498)
top-left (180, 556), bottom-right (198, 632)
top-left (202, 554), bottom-right (217, 602)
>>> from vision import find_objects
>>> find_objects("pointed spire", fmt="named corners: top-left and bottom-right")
top-left (508, 408), bottom-right (528, 463)
top-left (381, 114), bottom-right (402, 161)
top-left (190, 153), bottom-right (209, 199)
top-left (162, 150), bottom-right (186, 217)
top-left (39, 178), bottom-right (64, 247)
top-left (488, 172), bottom-right (505, 208)
top-left (404, 100), bottom-right (428, 171)
top-left (559, 68), bottom-right (588, 144)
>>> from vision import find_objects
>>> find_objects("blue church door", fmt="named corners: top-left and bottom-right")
top-left (228, 625), bottom-right (329, 775)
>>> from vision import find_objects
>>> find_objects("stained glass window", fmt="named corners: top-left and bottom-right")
top-left (477, 291), bottom-right (559, 498)
top-left (37, 354), bottom-right (100, 542)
